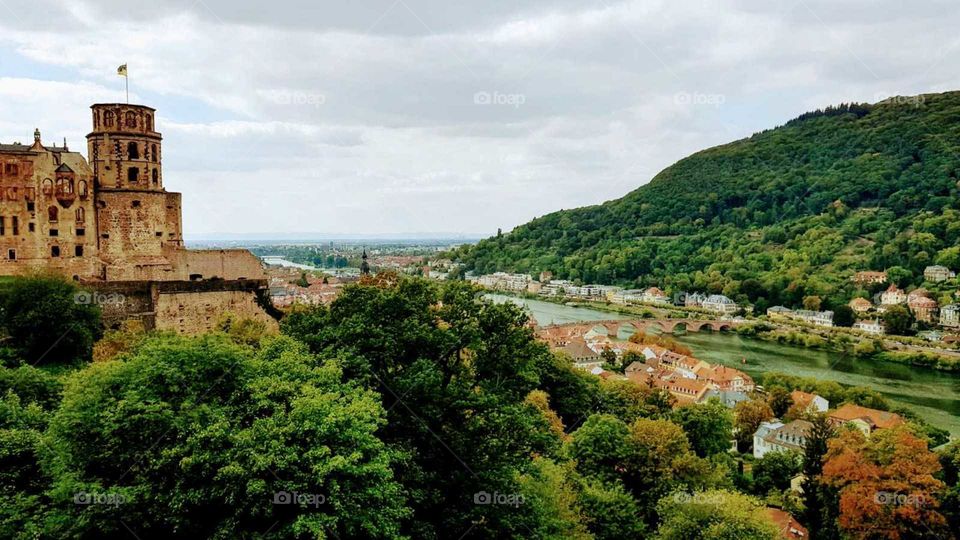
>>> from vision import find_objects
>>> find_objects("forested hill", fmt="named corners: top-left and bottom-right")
top-left (456, 92), bottom-right (960, 311)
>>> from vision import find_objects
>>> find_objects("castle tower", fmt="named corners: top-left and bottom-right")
top-left (87, 104), bottom-right (183, 278)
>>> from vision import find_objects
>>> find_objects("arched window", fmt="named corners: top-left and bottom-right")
top-left (152, 169), bottom-right (159, 185)
top-left (151, 144), bottom-right (157, 162)
top-left (127, 141), bottom-right (139, 159)
top-left (78, 180), bottom-right (88, 199)
top-left (125, 111), bottom-right (137, 128)
top-left (145, 114), bottom-right (153, 131)
top-left (76, 207), bottom-right (85, 222)
top-left (127, 167), bottom-right (139, 183)
top-left (42, 178), bottom-right (53, 196)
top-left (104, 110), bottom-right (115, 127)
top-left (48, 206), bottom-right (58, 222)
top-left (55, 177), bottom-right (73, 195)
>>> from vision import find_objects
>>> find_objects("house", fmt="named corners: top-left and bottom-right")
top-left (765, 508), bottom-right (809, 539)
top-left (641, 287), bottom-right (671, 305)
top-left (651, 374), bottom-right (711, 405)
top-left (790, 390), bottom-right (829, 413)
top-left (754, 419), bottom-right (813, 458)
top-left (703, 364), bottom-right (755, 392)
top-left (752, 421), bottom-right (784, 458)
top-left (880, 284), bottom-right (906, 305)
top-left (683, 292), bottom-right (708, 307)
top-left (611, 289), bottom-right (644, 305)
top-left (703, 389), bottom-right (751, 409)
top-left (853, 271), bottom-right (887, 285)
top-left (924, 265), bottom-right (956, 283)
top-left (658, 351), bottom-right (710, 379)
top-left (828, 403), bottom-right (904, 436)
top-left (853, 319), bottom-right (885, 335)
top-left (790, 310), bottom-right (834, 327)
top-left (558, 338), bottom-right (602, 368)
top-left (908, 293), bottom-right (939, 323)
top-left (767, 306), bottom-right (792, 317)
top-left (940, 304), bottom-right (960, 328)
top-left (702, 294), bottom-right (738, 314)
top-left (848, 297), bottom-right (873, 314)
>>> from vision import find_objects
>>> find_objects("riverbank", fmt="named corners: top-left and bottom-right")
top-left (487, 293), bottom-right (960, 438)
top-left (490, 290), bottom-right (960, 372)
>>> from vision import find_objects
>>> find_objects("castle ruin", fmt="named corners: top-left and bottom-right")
top-left (0, 103), bottom-right (277, 333)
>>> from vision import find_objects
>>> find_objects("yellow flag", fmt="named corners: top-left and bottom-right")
top-left (117, 64), bottom-right (127, 77)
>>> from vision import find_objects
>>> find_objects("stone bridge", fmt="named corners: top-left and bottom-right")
top-left (537, 318), bottom-right (740, 340)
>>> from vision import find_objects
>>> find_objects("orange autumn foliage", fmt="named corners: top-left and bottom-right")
top-left (628, 331), bottom-right (693, 356)
top-left (820, 426), bottom-right (948, 540)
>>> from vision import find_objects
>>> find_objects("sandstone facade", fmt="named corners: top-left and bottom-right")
top-left (0, 103), bottom-right (275, 332)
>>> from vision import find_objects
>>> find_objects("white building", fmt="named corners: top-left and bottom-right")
top-left (853, 319), bottom-right (885, 335)
top-left (880, 284), bottom-right (906, 305)
top-left (924, 265), bottom-right (956, 283)
top-left (702, 294), bottom-right (738, 314)
top-left (611, 289), bottom-right (645, 305)
top-left (941, 305), bottom-right (960, 328)
top-left (754, 420), bottom-right (812, 459)
top-left (790, 310), bottom-right (834, 327)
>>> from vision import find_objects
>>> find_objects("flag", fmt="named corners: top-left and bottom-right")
top-left (117, 64), bottom-right (127, 77)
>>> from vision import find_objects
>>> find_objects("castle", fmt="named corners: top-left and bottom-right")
top-left (0, 103), bottom-right (277, 333)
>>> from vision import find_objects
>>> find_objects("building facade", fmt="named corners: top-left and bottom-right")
top-left (0, 103), bottom-right (275, 332)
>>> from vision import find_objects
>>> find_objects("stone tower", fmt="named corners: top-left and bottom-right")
top-left (87, 104), bottom-right (184, 278)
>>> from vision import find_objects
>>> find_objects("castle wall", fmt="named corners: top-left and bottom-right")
top-left (154, 288), bottom-right (278, 334)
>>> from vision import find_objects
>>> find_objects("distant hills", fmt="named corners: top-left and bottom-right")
top-left (456, 92), bottom-right (960, 312)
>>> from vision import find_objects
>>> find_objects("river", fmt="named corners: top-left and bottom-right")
top-left (487, 294), bottom-right (960, 438)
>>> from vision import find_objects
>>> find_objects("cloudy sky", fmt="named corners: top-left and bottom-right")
top-left (0, 0), bottom-right (957, 237)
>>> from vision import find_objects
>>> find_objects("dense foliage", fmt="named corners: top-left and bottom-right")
top-left (1, 275), bottom-right (956, 538)
top-left (456, 92), bottom-right (960, 310)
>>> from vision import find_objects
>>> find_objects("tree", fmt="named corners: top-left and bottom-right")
top-left (654, 489), bottom-right (778, 540)
top-left (39, 334), bottom-right (409, 538)
top-left (598, 378), bottom-right (673, 422)
top-left (578, 478), bottom-right (647, 539)
top-left (733, 399), bottom-right (775, 452)
top-left (821, 425), bottom-right (949, 539)
top-left (670, 400), bottom-right (734, 458)
top-left (803, 295), bottom-right (823, 311)
top-left (832, 305), bottom-right (855, 327)
top-left (0, 274), bottom-right (102, 365)
top-left (801, 414), bottom-right (838, 540)
top-left (767, 386), bottom-right (794, 418)
top-left (883, 304), bottom-right (914, 336)
top-left (752, 451), bottom-right (802, 495)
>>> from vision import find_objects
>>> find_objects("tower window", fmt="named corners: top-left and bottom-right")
top-left (42, 179), bottom-right (53, 196)
top-left (26, 201), bottom-right (34, 212)
top-left (75, 245), bottom-right (84, 257)
top-left (47, 206), bottom-right (58, 222)
top-left (7, 250), bottom-right (14, 260)
top-left (151, 144), bottom-right (157, 162)
top-left (28, 223), bottom-right (35, 232)
top-left (76, 228), bottom-right (85, 236)
top-left (125, 111), bottom-right (137, 128)
top-left (152, 168), bottom-right (159, 185)
top-left (146, 114), bottom-right (153, 131)
top-left (4, 164), bottom-right (19, 176)
top-left (0, 217), bottom-right (4, 235)
top-left (132, 200), bottom-right (141, 208)
top-left (78, 180), bottom-right (88, 198)
top-left (127, 141), bottom-right (139, 159)
top-left (76, 207), bottom-right (85, 222)
top-left (104, 110), bottom-right (115, 127)
top-left (49, 229), bottom-right (58, 237)
top-left (127, 167), bottom-right (139, 183)
top-left (11, 217), bottom-right (17, 235)
top-left (51, 246), bottom-right (60, 257)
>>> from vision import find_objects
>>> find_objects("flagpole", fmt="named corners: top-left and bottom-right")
top-left (125, 68), bottom-right (129, 104)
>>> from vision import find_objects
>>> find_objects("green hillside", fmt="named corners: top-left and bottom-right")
top-left (457, 92), bottom-right (960, 312)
